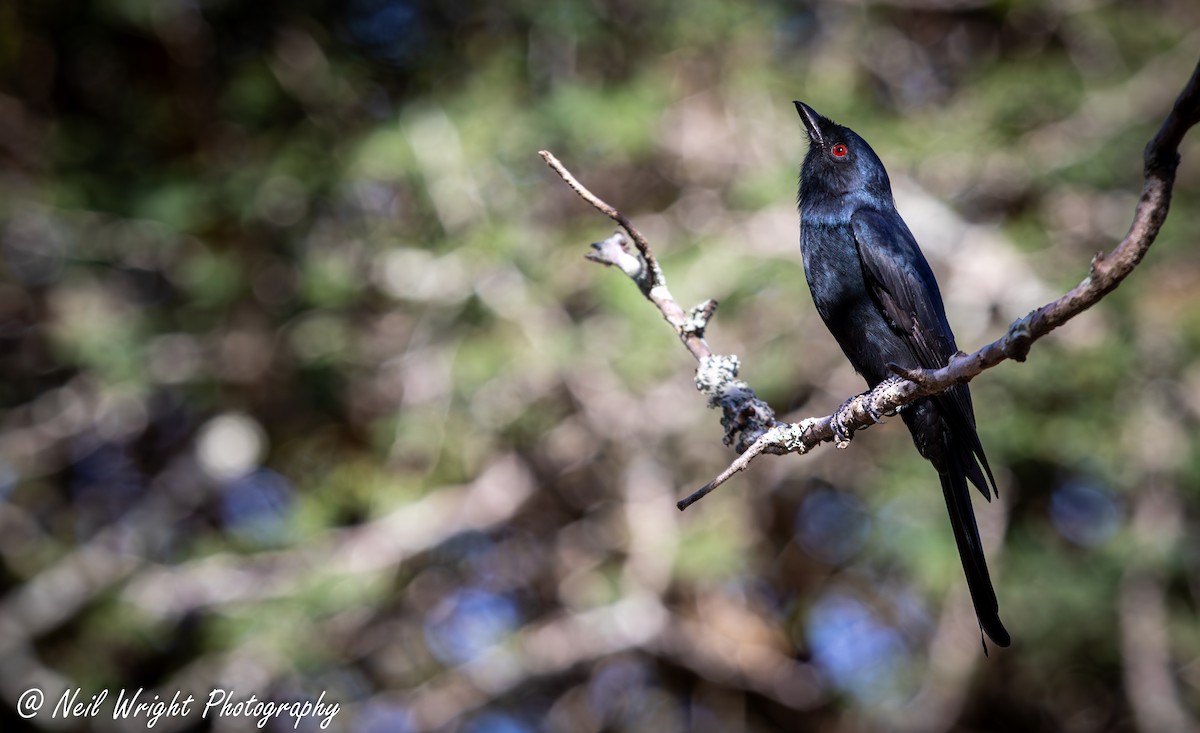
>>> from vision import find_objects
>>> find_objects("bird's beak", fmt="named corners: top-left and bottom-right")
top-left (794, 101), bottom-right (825, 146)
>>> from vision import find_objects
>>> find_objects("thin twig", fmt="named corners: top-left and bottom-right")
top-left (539, 150), bottom-right (663, 291)
top-left (540, 150), bottom-right (714, 364)
top-left (676, 434), bottom-right (772, 511)
top-left (542, 56), bottom-right (1200, 509)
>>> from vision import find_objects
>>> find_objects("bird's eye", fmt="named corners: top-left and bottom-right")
top-left (831, 143), bottom-right (848, 158)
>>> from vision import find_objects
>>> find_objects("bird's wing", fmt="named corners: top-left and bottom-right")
top-left (850, 208), bottom-right (955, 369)
top-left (851, 208), bottom-right (997, 499)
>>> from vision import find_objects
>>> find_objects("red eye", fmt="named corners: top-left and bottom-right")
top-left (831, 143), bottom-right (848, 158)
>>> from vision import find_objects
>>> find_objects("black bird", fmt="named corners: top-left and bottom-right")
top-left (794, 101), bottom-right (1010, 648)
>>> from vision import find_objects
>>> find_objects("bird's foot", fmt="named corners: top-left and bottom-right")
top-left (832, 378), bottom-right (907, 448)
top-left (831, 395), bottom-right (860, 449)
top-left (866, 375), bottom-right (908, 418)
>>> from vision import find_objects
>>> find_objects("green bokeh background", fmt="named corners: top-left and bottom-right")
top-left (1, 1), bottom-right (1199, 731)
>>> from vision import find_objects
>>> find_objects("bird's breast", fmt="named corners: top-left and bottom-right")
top-left (800, 218), bottom-right (906, 384)
top-left (800, 221), bottom-right (867, 315)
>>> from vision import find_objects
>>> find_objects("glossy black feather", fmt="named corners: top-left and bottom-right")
top-left (794, 101), bottom-right (1010, 647)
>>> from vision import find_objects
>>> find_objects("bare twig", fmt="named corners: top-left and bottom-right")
top-left (541, 56), bottom-right (1200, 510)
top-left (540, 151), bottom-right (712, 363)
top-left (676, 419), bottom-right (817, 510)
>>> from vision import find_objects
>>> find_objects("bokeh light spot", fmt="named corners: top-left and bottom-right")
top-left (806, 591), bottom-right (907, 705)
top-left (1050, 478), bottom-right (1122, 548)
top-left (196, 412), bottom-right (267, 480)
top-left (796, 488), bottom-right (870, 564)
top-left (423, 588), bottom-right (519, 665)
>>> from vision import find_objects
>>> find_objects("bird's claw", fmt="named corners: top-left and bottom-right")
top-left (864, 407), bottom-right (883, 424)
top-left (833, 378), bottom-right (902, 447)
top-left (864, 399), bottom-right (886, 424)
top-left (832, 395), bottom-right (858, 449)
top-left (867, 375), bottom-right (907, 418)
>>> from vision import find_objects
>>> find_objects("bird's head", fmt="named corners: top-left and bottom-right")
top-left (794, 101), bottom-right (893, 212)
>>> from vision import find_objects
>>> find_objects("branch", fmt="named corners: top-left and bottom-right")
top-left (539, 152), bottom-right (776, 455)
top-left (540, 151), bottom-right (712, 363)
top-left (540, 56), bottom-right (1200, 510)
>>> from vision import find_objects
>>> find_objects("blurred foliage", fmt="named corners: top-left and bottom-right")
top-left (1, 0), bottom-right (1200, 732)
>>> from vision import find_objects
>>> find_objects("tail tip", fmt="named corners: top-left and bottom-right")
top-left (983, 617), bottom-right (1011, 648)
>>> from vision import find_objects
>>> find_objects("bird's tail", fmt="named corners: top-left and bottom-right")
top-left (940, 447), bottom-right (1011, 648)
top-left (904, 398), bottom-right (1010, 648)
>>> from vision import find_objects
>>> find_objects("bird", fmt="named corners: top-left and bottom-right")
top-left (793, 100), bottom-right (1010, 648)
